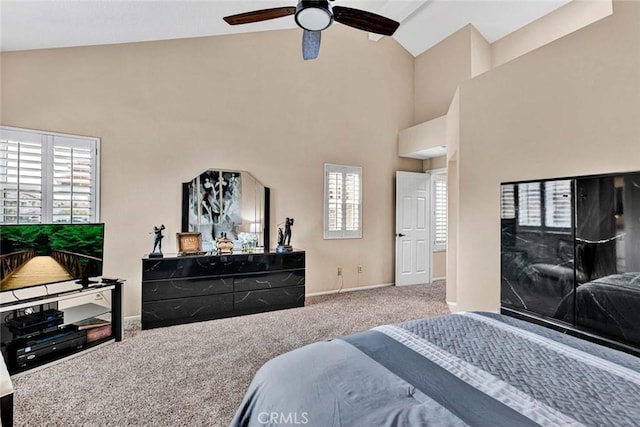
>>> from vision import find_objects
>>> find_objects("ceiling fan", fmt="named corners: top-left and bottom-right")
top-left (223, 0), bottom-right (400, 60)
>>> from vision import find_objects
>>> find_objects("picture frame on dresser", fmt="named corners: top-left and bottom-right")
top-left (176, 232), bottom-right (202, 255)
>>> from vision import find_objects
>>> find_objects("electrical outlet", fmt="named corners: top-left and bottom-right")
top-left (358, 265), bottom-right (364, 274)
top-left (337, 267), bottom-right (343, 276)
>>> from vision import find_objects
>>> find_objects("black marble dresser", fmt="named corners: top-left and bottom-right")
top-left (141, 250), bottom-right (305, 329)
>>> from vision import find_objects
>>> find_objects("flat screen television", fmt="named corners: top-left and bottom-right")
top-left (0, 223), bottom-right (104, 291)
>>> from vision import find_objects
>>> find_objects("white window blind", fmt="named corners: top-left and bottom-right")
top-left (432, 174), bottom-right (447, 250)
top-left (518, 182), bottom-right (542, 226)
top-left (324, 164), bottom-right (362, 239)
top-left (544, 179), bottom-right (572, 228)
top-left (0, 127), bottom-right (99, 224)
top-left (501, 184), bottom-right (516, 219)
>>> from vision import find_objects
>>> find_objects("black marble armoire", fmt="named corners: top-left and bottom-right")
top-left (501, 171), bottom-right (640, 352)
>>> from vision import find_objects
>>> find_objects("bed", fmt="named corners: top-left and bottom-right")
top-left (230, 312), bottom-right (640, 426)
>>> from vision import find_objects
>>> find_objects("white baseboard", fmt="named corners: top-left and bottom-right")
top-left (431, 276), bottom-right (446, 281)
top-left (446, 300), bottom-right (458, 312)
top-left (307, 283), bottom-right (394, 297)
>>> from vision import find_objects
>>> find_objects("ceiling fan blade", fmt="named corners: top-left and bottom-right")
top-left (223, 7), bottom-right (296, 25)
top-left (302, 30), bottom-right (321, 60)
top-left (332, 6), bottom-right (400, 36)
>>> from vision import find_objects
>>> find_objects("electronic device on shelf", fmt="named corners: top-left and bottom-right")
top-left (7, 309), bottom-right (64, 335)
top-left (11, 326), bottom-right (87, 368)
top-left (0, 223), bottom-right (105, 292)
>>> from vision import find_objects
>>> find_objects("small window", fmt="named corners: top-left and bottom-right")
top-left (0, 126), bottom-right (100, 224)
top-left (432, 173), bottom-right (447, 250)
top-left (324, 164), bottom-right (362, 239)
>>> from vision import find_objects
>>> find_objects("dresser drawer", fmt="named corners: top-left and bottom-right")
top-left (141, 293), bottom-right (233, 329)
top-left (234, 270), bottom-right (305, 292)
top-left (234, 285), bottom-right (305, 314)
top-left (142, 256), bottom-right (234, 280)
top-left (234, 251), bottom-right (306, 273)
top-left (142, 277), bottom-right (233, 302)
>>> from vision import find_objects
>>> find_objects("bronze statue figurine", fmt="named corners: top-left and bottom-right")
top-left (150, 224), bottom-right (166, 258)
top-left (276, 217), bottom-right (294, 252)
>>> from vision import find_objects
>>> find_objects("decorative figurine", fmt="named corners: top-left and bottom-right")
top-left (216, 232), bottom-right (234, 254)
top-left (149, 224), bottom-right (166, 258)
top-left (284, 217), bottom-right (294, 246)
top-left (276, 217), bottom-right (294, 253)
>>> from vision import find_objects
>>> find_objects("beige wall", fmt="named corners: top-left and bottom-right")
top-left (432, 250), bottom-right (446, 280)
top-left (413, 26), bottom-right (482, 287)
top-left (0, 26), bottom-right (421, 316)
top-left (492, 0), bottom-right (613, 68)
top-left (414, 25), bottom-right (473, 123)
top-left (423, 156), bottom-right (446, 171)
top-left (453, 0), bottom-right (640, 311)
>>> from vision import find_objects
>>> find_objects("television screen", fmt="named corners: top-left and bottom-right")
top-left (0, 223), bottom-right (104, 291)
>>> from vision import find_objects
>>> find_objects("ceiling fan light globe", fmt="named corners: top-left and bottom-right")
top-left (295, 6), bottom-right (333, 31)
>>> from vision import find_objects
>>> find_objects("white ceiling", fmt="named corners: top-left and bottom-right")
top-left (0, 0), bottom-right (571, 56)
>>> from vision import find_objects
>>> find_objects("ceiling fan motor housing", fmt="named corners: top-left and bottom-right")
top-left (295, 0), bottom-right (334, 31)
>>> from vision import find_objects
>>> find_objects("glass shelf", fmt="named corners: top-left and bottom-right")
top-left (60, 303), bottom-right (111, 326)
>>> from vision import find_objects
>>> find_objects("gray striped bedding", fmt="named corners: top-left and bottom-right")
top-left (230, 312), bottom-right (640, 426)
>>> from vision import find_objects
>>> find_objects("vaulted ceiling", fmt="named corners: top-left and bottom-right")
top-left (1, 0), bottom-right (570, 56)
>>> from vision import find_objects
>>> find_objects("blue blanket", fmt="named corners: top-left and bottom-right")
top-left (231, 312), bottom-right (640, 426)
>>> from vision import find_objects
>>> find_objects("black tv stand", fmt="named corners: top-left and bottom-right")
top-left (0, 279), bottom-right (124, 376)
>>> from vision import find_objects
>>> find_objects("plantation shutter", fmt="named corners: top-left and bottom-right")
top-left (545, 179), bottom-right (572, 228)
top-left (0, 129), bottom-right (44, 224)
top-left (518, 182), bottom-right (542, 226)
top-left (344, 171), bottom-right (360, 232)
top-left (52, 136), bottom-right (97, 223)
top-left (433, 174), bottom-right (447, 249)
top-left (324, 164), bottom-right (362, 239)
top-left (326, 170), bottom-right (343, 232)
top-left (0, 127), bottom-right (99, 224)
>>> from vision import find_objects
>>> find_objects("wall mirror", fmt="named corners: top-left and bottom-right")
top-left (182, 169), bottom-right (270, 252)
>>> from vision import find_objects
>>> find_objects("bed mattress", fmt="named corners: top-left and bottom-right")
top-left (231, 312), bottom-right (640, 426)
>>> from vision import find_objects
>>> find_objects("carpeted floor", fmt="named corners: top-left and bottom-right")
top-left (12, 282), bottom-right (449, 427)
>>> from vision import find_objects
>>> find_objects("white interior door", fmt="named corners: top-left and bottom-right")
top-left (395, 171), bottom-right (430, 286)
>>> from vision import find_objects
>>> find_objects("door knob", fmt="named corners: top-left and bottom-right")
top-left (397, 233), bottom-right (406, 237)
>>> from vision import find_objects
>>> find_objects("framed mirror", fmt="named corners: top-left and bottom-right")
top-left (181, 169), bottom-right (270, 252)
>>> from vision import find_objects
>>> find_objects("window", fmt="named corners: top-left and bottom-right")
top-left (432, 173), bottom-right (447, 250)
top-left (0, 127), bottom-right (100, 224)
top-left (324, 164), bottom-right (361, 239)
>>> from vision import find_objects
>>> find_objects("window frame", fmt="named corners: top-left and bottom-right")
top-left (0, 126), bottom-right (101, 224)
top-left (323, 163), bottom-right (362, 239)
